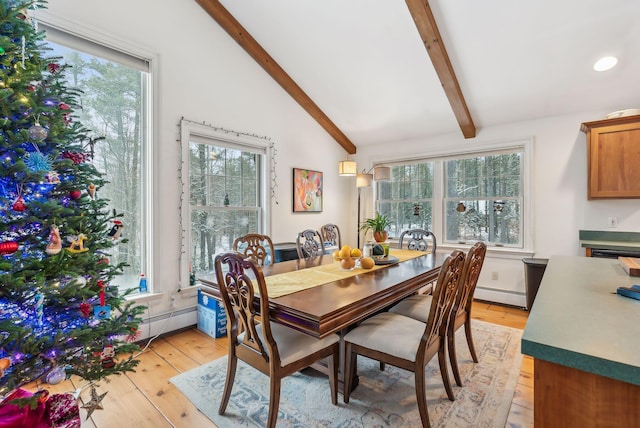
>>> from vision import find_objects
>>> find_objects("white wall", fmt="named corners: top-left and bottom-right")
top-left (38, 0), bottom-right (640, 329)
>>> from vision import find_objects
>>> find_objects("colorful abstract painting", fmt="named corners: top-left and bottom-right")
top-left (293, 168), bottom-right (323, 212)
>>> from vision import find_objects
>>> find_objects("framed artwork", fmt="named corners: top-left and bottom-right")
top-left (293, 168), bottom-right (323, 212)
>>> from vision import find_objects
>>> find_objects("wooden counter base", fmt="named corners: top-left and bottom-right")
top-left (534, 358), bottom-right (640, 427)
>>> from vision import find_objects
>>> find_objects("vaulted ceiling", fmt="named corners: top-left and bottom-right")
top-left (196, 0), bottom-right (640, 154)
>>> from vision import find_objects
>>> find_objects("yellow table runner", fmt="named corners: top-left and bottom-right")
top-left (265, 249), bottom-right (429, 298)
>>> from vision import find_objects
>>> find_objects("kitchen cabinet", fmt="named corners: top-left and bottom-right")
top-left (581, 115), bottom-right (640, 199)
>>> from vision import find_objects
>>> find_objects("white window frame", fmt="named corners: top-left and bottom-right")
top-left (179, 120), bottom-right (272, 289)
top-left (36, 14), bottom-right (157, 292)
top-left (374, 138), bottom-right (533, 256)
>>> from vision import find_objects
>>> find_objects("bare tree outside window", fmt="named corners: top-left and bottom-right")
top-left (46, 40), bottom-right (148, 292)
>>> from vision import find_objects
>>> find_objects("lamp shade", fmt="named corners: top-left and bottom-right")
top-left (356, 173), bottom-right (373, 188)
top-left (373, 166), bottom-right (391, 181)
top-left (338, 160), bottom-right (357, 176)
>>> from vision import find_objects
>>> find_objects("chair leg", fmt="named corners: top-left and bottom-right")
top-left (448, 328), bottom-right (463, 387)
top-left (328, 350), bottom-right (338, 405)
top-left (438, 344), bottom-right (455, 401)
top-left (218, 352), bottom-right (238, 414)
top-left (379, 361), bottom-right (385, 371)
top-left (266, 376), bottom-right (282, 428)
top-left (343, 343), bottom-right (356, 403)
top-left (415, 362), bottom-right (431, 428)
top-left (464, 318), bottom-right (479, 363)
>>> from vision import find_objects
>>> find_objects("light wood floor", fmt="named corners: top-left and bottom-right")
top-left (31, 301), bottom-right (533, 427)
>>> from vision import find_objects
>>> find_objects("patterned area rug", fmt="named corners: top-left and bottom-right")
top-left (170, 320), bottom-right (523, 427)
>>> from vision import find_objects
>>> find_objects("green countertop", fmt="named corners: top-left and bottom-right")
top-left (521, 255), bottom-right (640, 386)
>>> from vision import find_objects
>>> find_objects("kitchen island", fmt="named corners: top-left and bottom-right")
top-left (521, 255), bottom-right (640, 427)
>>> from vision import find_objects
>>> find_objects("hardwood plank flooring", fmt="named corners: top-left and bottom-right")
top-left (25, 300), bottom-right (532, 427)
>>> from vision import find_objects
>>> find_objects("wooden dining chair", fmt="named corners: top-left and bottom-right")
top-left (400, 229), bottom-right (438, 293)
top-left (232, 233), bottom-right (275, 266)
top-left (389, 242), bottom-right (487, 386)
top-left (295, 229), bottom-right (324, 259)
top-left (215, 252), bottom-right (340, 428)
top-left (342, 250), bottom-right (466, 428)
top-left (399, 229), bottom-right (437, 253)
top-left (447, 241), bottom-right (486, 386)
top-left (320, 223), bottom-right (342, 250)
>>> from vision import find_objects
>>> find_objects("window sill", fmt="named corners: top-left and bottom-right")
top-left (438, 243), bottom-right (534, 260)
top-left (125, 291), bottom-right (168, 304)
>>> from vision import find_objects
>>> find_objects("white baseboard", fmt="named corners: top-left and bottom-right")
top-left (137, 307), bottom-right (197, 340)
top-left (474, 286), bottom-right (527, 309)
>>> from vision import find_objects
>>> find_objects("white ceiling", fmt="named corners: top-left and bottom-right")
top-left (217, 0), bottom-right (640, 149)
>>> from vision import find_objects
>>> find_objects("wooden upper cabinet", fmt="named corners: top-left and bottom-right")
top-left (581, 115), bottom-right (640, 199)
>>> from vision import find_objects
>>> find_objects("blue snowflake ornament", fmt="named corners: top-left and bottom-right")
top-left (24, 151), bottom-right (53, 172)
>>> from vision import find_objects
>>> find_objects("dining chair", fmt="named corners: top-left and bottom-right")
top-left (232, 233), bottom-right (275, 266)
top-left (399, 229), bottom-right (437, 253)
top-left (215, 252), bottom-right (340, 428)
top-left (320, 223), bottom-right (342, 250)
top-left (400, 229), bottom-right (438, 294)
top-left (342, 250), bottom-right (466, 428)
top-left (389, 242), bottom-right (487, 386)
top-left (295, 229), bottom-right (324, 259)
top-left (447, 241), bottom-right (486, 385)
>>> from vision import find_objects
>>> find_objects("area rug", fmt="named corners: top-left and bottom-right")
top-left (170, 320), bottom-right (523, 427)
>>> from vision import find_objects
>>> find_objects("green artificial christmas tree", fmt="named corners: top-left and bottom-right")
top-left (0, 0), bottom-right (145, 413)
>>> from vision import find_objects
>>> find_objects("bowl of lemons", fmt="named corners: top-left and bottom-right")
top-left (333, 245), bottom-right (375, 270)
top-left (333, 245), bottom-right (361, 270)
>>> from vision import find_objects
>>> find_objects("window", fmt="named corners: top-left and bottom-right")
top-left (377, 163), bottom-right (434, 238)
top-left (375, 141), bottom-right (530, 250)
top-left (43, 23), bottom-right (152, 293)
top-left (444, 151), bottom-right (522, 246)
top-left (181, 121), bottom-right (271, 282)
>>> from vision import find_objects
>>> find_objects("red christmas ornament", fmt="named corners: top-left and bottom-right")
top-left (0, 241), bottom-right (19, 255)
top-left (126, 327), bottom-right (141, 343)
top-left (47, 63), bottom-right (60, 73)
top-left (12, 196), bottom-right (26, 212)
top-left (62, 151), bottom-right (89, 164)
top-left (69, 190), bottom-right (82, 200)
top-left (58, 102), bottom-right (70, 111)
top-left (79, 302), bottom-right (91, 318)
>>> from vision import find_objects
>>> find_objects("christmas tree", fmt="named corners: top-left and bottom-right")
top-left (0, 0), bottom-right (145, 406)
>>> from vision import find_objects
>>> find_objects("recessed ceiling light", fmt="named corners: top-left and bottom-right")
top-left (593, 56), bottom-right (618, 72)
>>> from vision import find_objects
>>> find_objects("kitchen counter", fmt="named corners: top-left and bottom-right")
top-left (579, 230), bottom-right (640, 255)
top-left (521, 255), bottom-right (640, 426)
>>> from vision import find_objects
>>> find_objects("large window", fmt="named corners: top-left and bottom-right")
top-left (181, 121), bottom-right (271, 281)
top-left (444, 152), bottom-right (522, 246)
top-left (43, 23), bottom-right (152, 293)
top-left (375, 142), bottom-right (529, 249)
top-left (377, 163), bottom-right (434, 238)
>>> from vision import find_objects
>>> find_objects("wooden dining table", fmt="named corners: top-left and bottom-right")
top-left (198, 250), bottom-right (445, 339)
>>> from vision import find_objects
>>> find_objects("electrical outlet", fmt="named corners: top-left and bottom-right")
top-left (170, 295), bottom-right (177, 310)
top-left (608, 216), bottom-right (618, 228)
top-left (491, 271), bottom-right (499, 280)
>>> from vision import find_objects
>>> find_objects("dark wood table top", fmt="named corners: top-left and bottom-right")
top-left (198, 252), bottom-right (445, 338)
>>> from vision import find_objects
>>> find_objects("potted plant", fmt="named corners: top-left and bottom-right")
top-left (360, 212), bottom-right (392, 242)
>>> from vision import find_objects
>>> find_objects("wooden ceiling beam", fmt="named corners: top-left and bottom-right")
top-left (195, 0), bottom-right (357, 154)
top-left (405, 0), bottom-right (476, 138)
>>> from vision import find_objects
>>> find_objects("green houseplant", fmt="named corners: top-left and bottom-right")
top-left (360, 212), bottom-right (392, 242)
